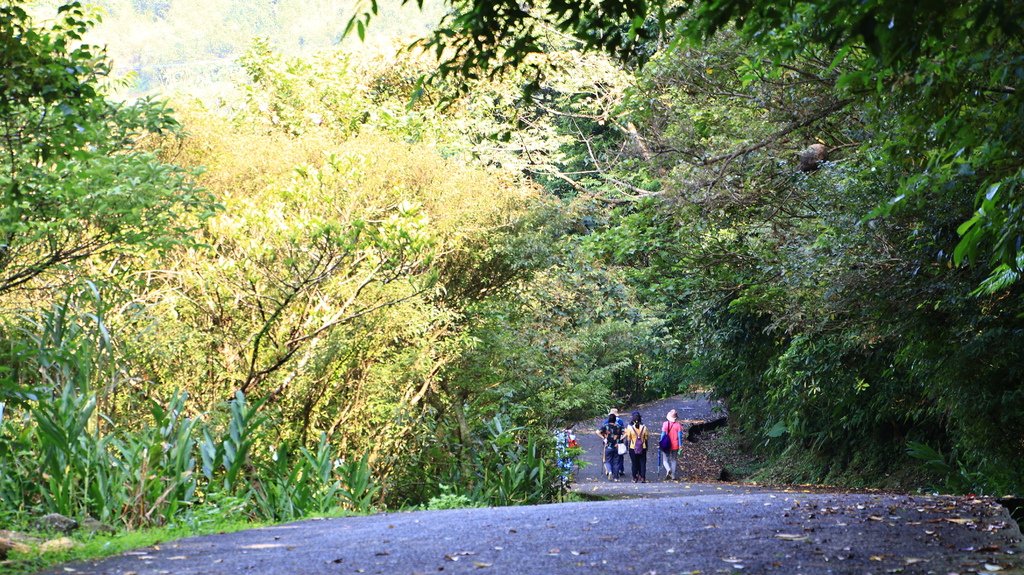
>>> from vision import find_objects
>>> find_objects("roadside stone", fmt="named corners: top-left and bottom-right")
top-left (0, 536), bottom-right (33, 559)
top-left (0, 530), bottom-right (43, 545)
top-left (39, 537), bottom-right (80, 553)
top-left (33, 513), bottom-right (79, 534)
top-left (81, 517), bottom-right (116, 535)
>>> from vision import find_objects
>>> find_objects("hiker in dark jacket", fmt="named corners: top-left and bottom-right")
top-left (597, 413), bottom-right (624, 480)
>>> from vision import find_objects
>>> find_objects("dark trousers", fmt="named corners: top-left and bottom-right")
top-left (605, 446), bottom-right (624, 478)
top-left (629, 449), bottom-right (647, 480)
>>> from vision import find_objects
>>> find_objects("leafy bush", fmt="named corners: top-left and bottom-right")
top-left (425, 486), bottom-right (481, 510)
top-left (475, 417), bottom-right (560, 506)
top-left (0, 383), bottom-right (382, 527)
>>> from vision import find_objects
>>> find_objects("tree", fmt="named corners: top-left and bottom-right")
top-left (355, 0), bottom-right (1024, 291)
top-left (0, 2), bottom-right (215, 297)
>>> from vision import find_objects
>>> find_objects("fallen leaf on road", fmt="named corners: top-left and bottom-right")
top-left (946, 518), bottom-right (973, 525)
top-left (978, 545), bottom-right (1000, 552)
top-left (775, 534), bottom-right (807, 541)
top-left (548, 548), bottom-right (560, 555)
top-left (868, 515), bottom-right (884, 521)
top-left (721, 557), bottom-right (742, 563)
top-left (904, 558), bottom-right (927, 565)
top-left (870, 555), bottom-right (885, 561)
top-left (984, 565), bottom-right (1003, 572)
top-left (473, 562), bottom-right (492, 568)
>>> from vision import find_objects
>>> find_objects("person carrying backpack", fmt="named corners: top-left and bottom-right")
top-left (658, 409), bottom-right (684, 480)
top-left (608, 408), bottom-right (626, 478)
top-left (596, 413), bottom-right (624, 481)
top-left (622, 411), bottom-right (649, 483)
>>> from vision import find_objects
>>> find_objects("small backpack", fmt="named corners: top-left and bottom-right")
top-left (633, 425), bottom-right (646, 453)
top-left (659, 422), bottom-right (672, 451)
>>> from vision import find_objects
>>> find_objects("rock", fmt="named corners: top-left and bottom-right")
top-left (686, 415), bottom-right (728, 442)
top-left (33, 513), bottom-right (79, 534)
top-left (81, 516), bottom-right (116, 535)
top-left (0, 536), bottom-right (32, 559)
top-left (0, 530), bottom-right (43, 545)
top-left (39, 537), bottom-right (80, 553)
top-left (797, 143), bottom-right (827, 171)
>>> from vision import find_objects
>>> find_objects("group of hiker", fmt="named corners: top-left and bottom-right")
top-left (597, 408), bottom-right (685, 483)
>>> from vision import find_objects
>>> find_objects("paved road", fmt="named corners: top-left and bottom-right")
top-left (39, 395), bottom-right (1024, 575)
top-left (39, 493), bottom-right (1023, 575)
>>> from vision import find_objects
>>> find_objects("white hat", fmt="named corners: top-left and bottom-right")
top-left (666, 409), bottom-right (678, 422)
top-left (608, 408), bottom-right (619, 416)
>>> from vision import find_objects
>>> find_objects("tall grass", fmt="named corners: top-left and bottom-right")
top-left (1, 385), bottom-right (380, 528)
top-left (0, 293), bottom-right (380, 530)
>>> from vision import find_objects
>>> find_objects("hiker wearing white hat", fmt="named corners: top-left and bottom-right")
top-left (658, 409), bottom-right (684, 480)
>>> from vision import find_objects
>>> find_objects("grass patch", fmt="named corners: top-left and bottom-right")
top-left (0, 519), bottom-right (265, 575)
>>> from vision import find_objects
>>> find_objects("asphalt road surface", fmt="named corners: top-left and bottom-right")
top-left (39, 395), bottom-right (1024, 575)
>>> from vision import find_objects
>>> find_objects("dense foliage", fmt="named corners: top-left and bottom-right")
top-left (0, 1), bottom-right (657, 535)
top-left (2, 0), bottom-right (1022, 550)
top-left (445, 3), bottom-right (1024, 492)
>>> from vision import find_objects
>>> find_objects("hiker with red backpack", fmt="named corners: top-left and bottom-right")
top-left (658, 409), bottom-right (684, 480)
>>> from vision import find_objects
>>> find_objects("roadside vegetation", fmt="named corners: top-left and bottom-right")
top-left (2, 0), bottom-right (1022, 572)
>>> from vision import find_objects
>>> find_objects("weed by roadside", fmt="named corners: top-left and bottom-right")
top-left (0, 519), bottom-right (261, 575)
